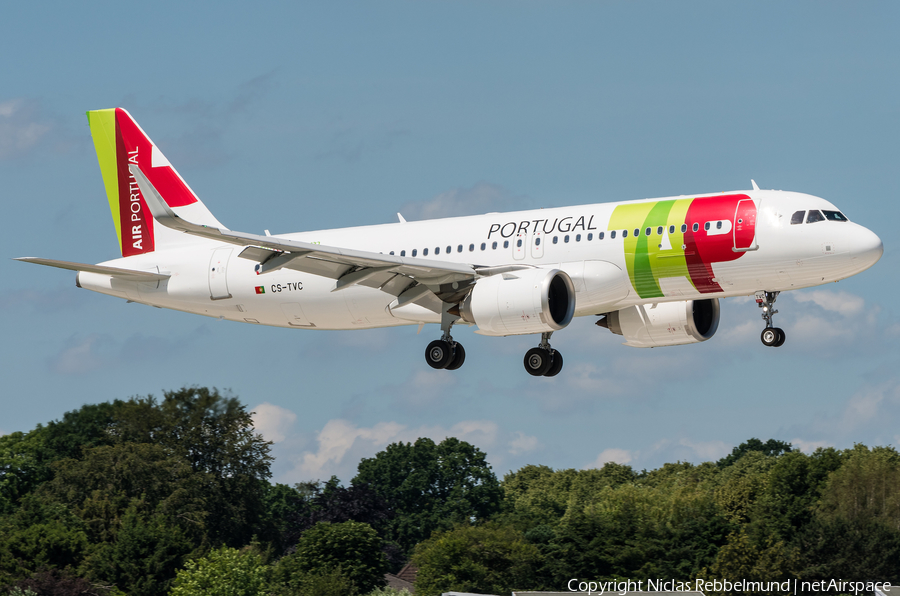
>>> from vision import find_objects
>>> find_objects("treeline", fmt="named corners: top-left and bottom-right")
top-left (1, 388), bottom-right (899, 596)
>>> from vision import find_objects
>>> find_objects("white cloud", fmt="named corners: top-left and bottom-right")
top-left (587, 448), bottom-right (635, 468)
top-left (792, 290), bottom-right (865, 316)
top-left (251, 402), bottom-right (297, 443)
top-left (0, 98), bottom-right (52, 160)
top-left (49, 334), bottom-right (109, 374)
top-left (398, 182), bottom-right (530, 221)
top-left (508, 431), bottom-right (540, 455)
top-left (281, 417), bottom-right (501, 483)
top-left (790, 438), bottom-right (830, 453)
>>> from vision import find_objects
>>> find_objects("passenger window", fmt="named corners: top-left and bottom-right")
top-left (587, 233), bottom-right (593, 241)
top-left (790, 210), bottom-right (805, 225)
top-left (564, 235), bottom-right (570, 243)
top-left (412, 249), bottom-right (417, 257)
top-left (400, 250), bottom-right (406, 257)
top-left (535, 237), bottom-right (541, 246)
top-left (669, 225), bottom-right (675, 234)
top-left (682, 224), bottom-right (687, 233)
top-left (469, 244), bottom-right (475, 252)
top-left (458, 245), bottom-right (463, 252)
top-left (823, 210), bottom-right (848, 222)
top-left (446, 246), bottom-right (451, 253)
top-left (646, 227), bottom-right (652, 236)
top-left (423, 248), bottom-right (428, 256)
top-left (657, 226), bottom-right (663, 235)
top-left (503, 240), bottom-right (509, 248)
top-left (806, 210), bottom-right (825, 224)
top-left (611, 231), bottom-right (616, 239)
top-left (552, 236), bottom-right (558, 244)
top-left (389, 251), bottom-right (394, 255)
top-left (692, 223), bottom-right (699, 232)
top-left (435, 247), bottom-right (440, 255)
top-left (599, 232), bottom-right (605, 240)
top-left (623, 230), bottom-right (628, 238)
top-left (716, 221), bottom-right (722, 230)
top-left (704, 222), bottom-right (710, 231)
top-left (634, 228), bottom-right (640, 237)
top-left (492, 241), bottom-right (498, 249)
top-left (576, 234), bottom-right (581, 241)
top-left (480, 242), bottom-right (486, 250)
top-left (516, 239), bottom-right (522, 247)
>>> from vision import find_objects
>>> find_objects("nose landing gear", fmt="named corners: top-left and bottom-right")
top-left (524, 332), bottom-right (564, 377)
top-left (756, 291), bottom-right (785, 347)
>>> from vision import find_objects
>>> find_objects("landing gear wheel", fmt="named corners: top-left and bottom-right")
top-left (761, 328), bottom-right (779, 347)
top-left (425, 340), bottom-right (453, 369)
top-left (544, 350), bottom-right (563, 377)
top-left (524, 347), bottom-right (552, 376)
top-left (774, 328), bottom-right (786, 347)
top-left (445, 343), bottom-right (466, 370)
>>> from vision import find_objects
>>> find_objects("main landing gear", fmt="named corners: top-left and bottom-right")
top-left (425, 336), bottom-right (466, 370)
top-left (524, 332), bottom-right (564, 377)
top-left (756, 290), bottom-right (786, 347)
top-left (425, 311), bottom-right (466, 370)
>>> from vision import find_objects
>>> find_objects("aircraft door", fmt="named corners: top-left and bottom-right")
top-left (514, 232), bottom-right (527, 260)
top-left (208, 248), bottom-right (233, 300)
top-left (733, 199), bottom-right (759, 252)
top-left (532, 231), bottom-right (544, 258)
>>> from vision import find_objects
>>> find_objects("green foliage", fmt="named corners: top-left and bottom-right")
top-left (0, 432), bottom-right (51, 515)
top-left (273, 521), bottom-right (387, 594)
top-left (701, 531), bottom-right (802, 594)
top-left (717, 438), bottom-right (793, 468)
top-left (412, 522), bottom-right (543, 596)
top-left (353, 437), bottom-right (503, 553)
top-left (816, 444), bottom-right (900, 528)
top-left (170, 547), bottom-right (269, 596)
top-left (0, 495), bottom-right (89, 585)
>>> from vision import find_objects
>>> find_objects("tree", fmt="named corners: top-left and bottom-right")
top-left (169, 547), bottom-right (269, 596)
top-left (353, 437), bottom-right (503, 553)
top-left (717, 438), bottom-right (793, 468)
top-left (412, 523), bottom-right (543, 596)
top-left (110, 387), bottom-right (274, 547)
top-left (273, 521), bottom-right (387, 594)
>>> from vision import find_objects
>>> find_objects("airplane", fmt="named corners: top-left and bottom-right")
top-left (17, 108), bottom-right (884, 377)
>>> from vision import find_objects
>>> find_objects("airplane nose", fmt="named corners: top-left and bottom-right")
top-left (852, 226), bottom-right (883, 271)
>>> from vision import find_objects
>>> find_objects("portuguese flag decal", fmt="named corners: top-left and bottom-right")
top-left (255, 286), bottom-right (265, 294)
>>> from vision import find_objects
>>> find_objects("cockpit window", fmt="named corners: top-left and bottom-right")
top-left (806, 210), bottom-right (825, 224)
top-left (790, 210), bottom-right (805, 225)
top-left (822, 210), bottom-right (848, 222)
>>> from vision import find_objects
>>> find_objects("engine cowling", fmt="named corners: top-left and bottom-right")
top-left (460, 268), bottom-right (575, 336)
top-left (599, 298), bottom-right (720, 347)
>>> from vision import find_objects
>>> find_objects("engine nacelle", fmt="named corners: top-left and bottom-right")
top-left (599, 298), bottom-right (720, 347)
top-left (460, 268), bottom-right (575, 336)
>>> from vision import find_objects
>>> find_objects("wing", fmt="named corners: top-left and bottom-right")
top-left (129, 165), bottom-right (490, 310)
top-left (15, 257), bottom-right (170, 283)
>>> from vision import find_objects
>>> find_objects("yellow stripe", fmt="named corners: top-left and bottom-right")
top-left (86, 109), bottom-right (122, 253)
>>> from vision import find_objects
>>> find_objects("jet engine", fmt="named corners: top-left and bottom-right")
top-left (598, 298), bottom-right (720, 347)
top-left (459, 268), bottom-right (575, 336)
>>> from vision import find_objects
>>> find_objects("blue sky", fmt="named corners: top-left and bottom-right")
top-left (2, 1), bottom-right (899, 483)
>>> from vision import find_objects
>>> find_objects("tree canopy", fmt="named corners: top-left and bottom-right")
top-left (2, 391), bottom-right (899, 596)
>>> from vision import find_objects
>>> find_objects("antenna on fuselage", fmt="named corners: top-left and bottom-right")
top-left (397, 213), bottom-right (407, 223)
top-left (751, 179), bottom-right (760, 191)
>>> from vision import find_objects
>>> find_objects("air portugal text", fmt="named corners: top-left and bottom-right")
top-left (487, 214), bottom-right (598, 239)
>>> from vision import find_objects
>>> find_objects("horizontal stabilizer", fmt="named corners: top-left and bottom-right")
top-left (15, 257), bottom-right (170, 282)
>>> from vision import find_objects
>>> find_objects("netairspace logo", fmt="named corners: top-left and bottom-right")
top-left (566, 578), bottom-right (894, 595)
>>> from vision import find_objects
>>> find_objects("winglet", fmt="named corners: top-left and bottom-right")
top-left (397, 213), bottom-right (407, 223)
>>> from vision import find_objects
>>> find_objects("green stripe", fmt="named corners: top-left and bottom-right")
top-left (86, 109), bottom-right (121, 252)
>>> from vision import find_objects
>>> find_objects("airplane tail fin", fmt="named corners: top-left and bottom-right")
top-left (86, 108), bottom-right (225, 257)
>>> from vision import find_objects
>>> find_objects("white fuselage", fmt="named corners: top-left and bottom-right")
top-left (77, 189), bottom-right (883, 333)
